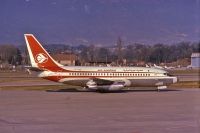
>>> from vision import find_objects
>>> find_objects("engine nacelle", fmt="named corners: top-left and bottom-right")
top-left (101, 84), bottom-right (124, 91)
top-left (86, 80), bottom-right (97, 90)
top-left (87, 84), bottom-right (124, 91)
top-left (86, 80), bottom-right (125, 91)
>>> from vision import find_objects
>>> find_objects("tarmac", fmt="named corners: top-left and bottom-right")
top-left (0, 88), bottom-right (199, 133)
top-left (176, 74), bottom-right (199, 82)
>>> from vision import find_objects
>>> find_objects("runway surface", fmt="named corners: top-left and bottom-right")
top-left (0, 88), bottom-right (199, 133)
top-left (176, 74), bottom-right (199, 82)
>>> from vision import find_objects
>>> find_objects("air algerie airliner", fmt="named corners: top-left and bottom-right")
top-left (24, 34), bottom-right (178, 91)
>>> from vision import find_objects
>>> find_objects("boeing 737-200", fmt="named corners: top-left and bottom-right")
top-left (24, 34), bottom-right (178, 91)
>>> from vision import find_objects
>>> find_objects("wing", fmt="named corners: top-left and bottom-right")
top-left (86, 78), bottom-right (126, 91)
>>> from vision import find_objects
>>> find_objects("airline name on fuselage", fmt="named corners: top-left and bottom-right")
top-left (123, 69), bottom-right (144, 72)
top-left (97, 69), bottom-right (116, 72)
top-left (96, 69), bottom-right (144, 72)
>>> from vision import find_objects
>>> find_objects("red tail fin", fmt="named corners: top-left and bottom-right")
top-left (24, 34), bottom-right (65, 72)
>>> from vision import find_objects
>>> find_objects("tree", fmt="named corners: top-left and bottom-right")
top-left (96, 47), bottom-right (110, 62)
top-left (0, 45), bottom-right (22, 65)
top-left (116, 37), bottom-right (123, 65)
top-left (149, 44), bottom-right (167, 64)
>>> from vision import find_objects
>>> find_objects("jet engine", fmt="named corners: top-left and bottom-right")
top-left (98, 84), bottom-right (124, 91)
top-left (86, 80), bottom-right (124, 91)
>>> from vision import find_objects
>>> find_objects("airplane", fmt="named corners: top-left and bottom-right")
top-left (24, 34), bottom-right (178, 92)
top-left (164, 65), bottom-right (175, 70)
top-left (147, 64), bottom-right (175, 70)
top-left (153, 64), bottom-right (164, 69)
top-left (145, 64), bottom-right (150, 68)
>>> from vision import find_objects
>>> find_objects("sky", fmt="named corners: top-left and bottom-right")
top-left (0, 0), bottom-right (199, 45)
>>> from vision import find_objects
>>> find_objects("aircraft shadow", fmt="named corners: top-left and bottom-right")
top-left (46, 88), bottom-right (181, 93)
top-left (46, 88), bottom-right (92, 93)
top-left (46, 88), bottom-right (127, 93)
top-left (126, 89), bottom-right (181, 92)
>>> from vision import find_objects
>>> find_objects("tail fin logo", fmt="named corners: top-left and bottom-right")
top-left (35, 53), bottom-right (48, 64)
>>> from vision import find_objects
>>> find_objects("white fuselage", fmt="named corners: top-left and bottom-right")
top-left (39, 66), bottom-right (177, 88)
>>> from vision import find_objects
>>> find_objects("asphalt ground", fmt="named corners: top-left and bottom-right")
top-left (176, 74), bottom-right (199, 82)
top-left (0, 88), bottom-right (199, 133)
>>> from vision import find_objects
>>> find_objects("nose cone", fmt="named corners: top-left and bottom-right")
top-left (172, 77), bottom-right (178, 83)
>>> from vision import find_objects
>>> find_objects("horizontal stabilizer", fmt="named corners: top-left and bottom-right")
top-left (24, 65), bottom-right (44, 72)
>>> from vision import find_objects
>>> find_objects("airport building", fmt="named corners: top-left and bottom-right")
top-left (191, 53), bottom-right (200, 68)
top-left (51, 53), bottom-right (77, 66)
